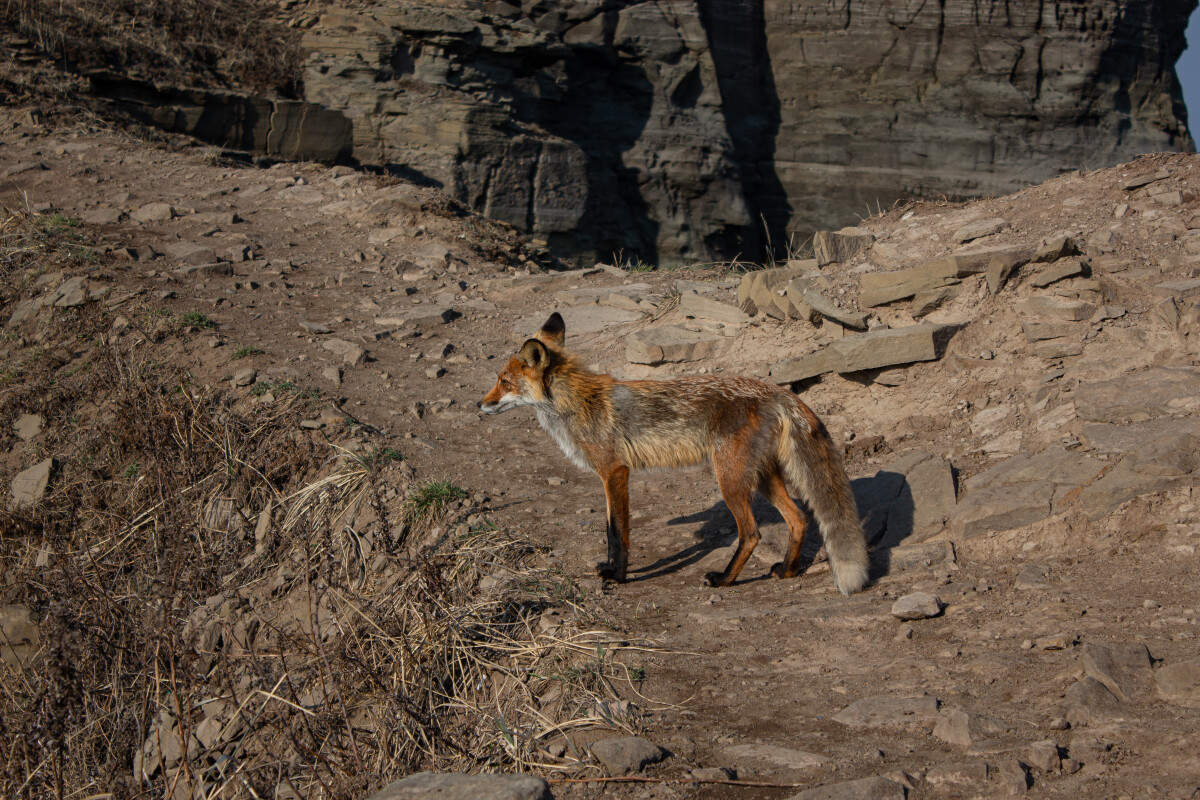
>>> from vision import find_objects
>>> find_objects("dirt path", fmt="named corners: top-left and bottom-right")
top-left (3, 114), bottom-right (1199, 799)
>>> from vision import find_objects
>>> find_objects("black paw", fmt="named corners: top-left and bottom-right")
top-left (595, 563), bottom-right (627, 583)
top-left (703, 571), bottom-right (730, 588)
top-left (770, 562), bottom-right (793, 579)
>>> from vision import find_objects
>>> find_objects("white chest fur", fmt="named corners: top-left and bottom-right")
top-left (535, 406), bottom-right (592, 471)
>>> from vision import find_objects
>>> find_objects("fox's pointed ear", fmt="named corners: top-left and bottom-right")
top-left (536, 312), bottom-right (565, 347)
top-left (518, 338), bottom-right (551, 370)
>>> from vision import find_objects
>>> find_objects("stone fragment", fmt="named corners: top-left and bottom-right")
top-left (955, 217), bottom-right (1007, 242)
top-left (1081, 643), bottom-right (1153, 702)
top-left (786, 776), bottom-right (905, 800)
top-left (1022, 740), bottom-right (1061, 773)
top-left (1036, 633), bottom-right (1075, 650)
top-left (870, 540), bottom-right (956, 573)
top-left (408, 242), bottom-right (452, 270)
top-left (11, 458), bottom-right (54, 508)
top-left (626, 326), bottom-right (728, 365)
top-left (814, 227), bottom-right (875, 266)
top-left (322, 339), bottom-right (366, 367)
top-left (1030, 258), bottom-right (1085, 288)
top-left (1077, 431), bottom-right (1200, 519)
top-left (590, 736), bottom-right (666, 775)
top-left (1121, 170), bottom-right (1169, 190)
top-left (891, 592), bottom-right (943, 620)
top-left (0, 605), bottom-right (39, 667)
top-left (83, 207), bottom-right (125, 225)
top-left (768, 324), bottom-right (956, 384)
top-left (832, 696), bottom-right (940, 728)
top-left (322, 366), bottom-right (342, 387)
top-left (2, 161), bottom-right (46, 177)
top-left (301, 321), bottom-right (331, 334)
top-left (51, 276), bottom-right (90, 307)
top-left (13, 413), bottom-right (44, 442)
top-left (910, 284), bottom-right (959, 317)
top-left (131, 203), bottom-right (176, 222)
top-left (163, 242), bottom-right (219, 266)
top-left (1157, 297), bottom-right (1180, 329)
top-left (803, 289), bottom-right (868, 330)
top-left (1063, 677), bottom-right (1123, 726)
top-left (232, 368), bottom-right (257, 387)
top-left (997, 759), bottom-right (1031, 793)
top-left (737, 265), bottom-right (814, 316)
top-left (1015, 297), bottom-right (1094, 321)
top-left (1034, 234), bottom-right (1080, 262)
top-left (933, 709), bottom-right (1010, 747)
top-left (1155, 661), bottom-right (1200, 704)
top-left (363, 772), bottom-right (552, 800)
top-left (859, 260), bottom-right (960, 307)
top-left (678, 292), bottom-right (749, 325)
top-left (725, 743), bottom-right (827, 770)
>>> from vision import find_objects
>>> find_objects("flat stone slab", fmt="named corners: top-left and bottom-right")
top-left (553, 282), bottom-right (654, 307)
top-left (678, 292), bottom-right (749, 325)
top-left (1076, 429), bottom-right (1200, 519)
top-left (515, 306), bottom-right (640, 338)
top-left (1031, 258), bottom-right (1086, 287)
top-left (364, 773), bottom-right (552, 800)
top-left (769, 324), bottom-right (955, 383)
top-left (13, 413), bottom-right (43, 442)
top-left (738, 266), bottom-right (813, 316)
top-left (832, 696), bottom-right (940, 728)
top-left (955, 217), bottom-right (1007, 242)
top-left (1075, 367), bottom-right (1200, 423)
top-left (379, 304), bottom-right (460, 328)
top-left (950, 480), bottom-right (1055, 538)
top-left (1064, 676), bottom-right (1124, 726)
top-left (627, 325), bottom-right (728, 364)
top-left (1151, 279), bottom-right (1200, 299)
top-left (1021, 320), bottom-right (1084, 342)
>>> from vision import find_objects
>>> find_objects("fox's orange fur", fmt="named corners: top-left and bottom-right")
top-left (480, 313), bottom-right (869, 593)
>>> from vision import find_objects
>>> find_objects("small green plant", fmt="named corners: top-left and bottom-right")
top-left (180, 311), bottom-right (215, 329)
top-left (404, 479), bottom-right (468, 524)
top-left (629, 666), bottom-right (645, 682)
top-left (121, 462), bottom-right (140, 480)
top-left (39, 212), bottom-right (81, 235)
top-left (361, 446), bottom-right (404, 468)
top-left (231, 345), bottom-right (263, 360)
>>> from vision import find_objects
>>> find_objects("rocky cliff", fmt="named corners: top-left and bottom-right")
top-left (107, 0), bottom-right (1197, 266)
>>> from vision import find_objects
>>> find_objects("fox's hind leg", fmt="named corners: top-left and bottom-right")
top-left (761, 467), bottom-right (808, 579)
top-left (704, 444), bottom-right (761, 587)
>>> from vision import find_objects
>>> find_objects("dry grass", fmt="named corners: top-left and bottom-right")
top-left (1, 0), bottom-right (304, 97)
top-left (0, 210), bottom-right (654, 800)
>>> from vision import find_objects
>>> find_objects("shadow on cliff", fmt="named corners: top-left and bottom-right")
top-left (529, 51), bottom-right (659, 265)
top-left (627, 473), bottom-right (915, 585)
top-left (697, 0), bottom-right (792, 261)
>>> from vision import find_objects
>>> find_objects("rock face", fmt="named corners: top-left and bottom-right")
top-left (89, 2), bottom-right (1195, 265)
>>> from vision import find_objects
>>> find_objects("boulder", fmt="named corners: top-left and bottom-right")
top-left (590, 736), bottom-right (666, 775)
top-left (932, 708), bottom-right (1010, 747)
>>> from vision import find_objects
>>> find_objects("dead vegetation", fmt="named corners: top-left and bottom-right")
top-left (1, 0), bottom-right (305, 100)
top-left (0, 213), bottom-right (652, 799)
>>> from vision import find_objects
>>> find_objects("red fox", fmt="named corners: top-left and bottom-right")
top-left (480, 313), bottom-right (869, 593)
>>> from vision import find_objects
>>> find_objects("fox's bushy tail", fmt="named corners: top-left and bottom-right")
top-left (777, 399), bottom-right (869, 594)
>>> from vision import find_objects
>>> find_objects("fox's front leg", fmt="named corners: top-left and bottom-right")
top-left (596, 465), bottom-right (630, 582)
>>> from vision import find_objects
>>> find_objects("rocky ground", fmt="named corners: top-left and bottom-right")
top-left (2, 109), bottom-right (1200, 800)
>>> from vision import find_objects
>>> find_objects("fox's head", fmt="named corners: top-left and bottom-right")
top-left (479, 313), bottom-right (566, 414)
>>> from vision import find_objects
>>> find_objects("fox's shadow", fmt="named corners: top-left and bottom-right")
top-left (626, 472), bottom-right (914, 584)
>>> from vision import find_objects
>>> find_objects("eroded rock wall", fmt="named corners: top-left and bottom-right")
top-left (296, 0), bottom-right (1195, 265)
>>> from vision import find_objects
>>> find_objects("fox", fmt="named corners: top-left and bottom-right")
top-left (479, 312), bottom-right (869, 593)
